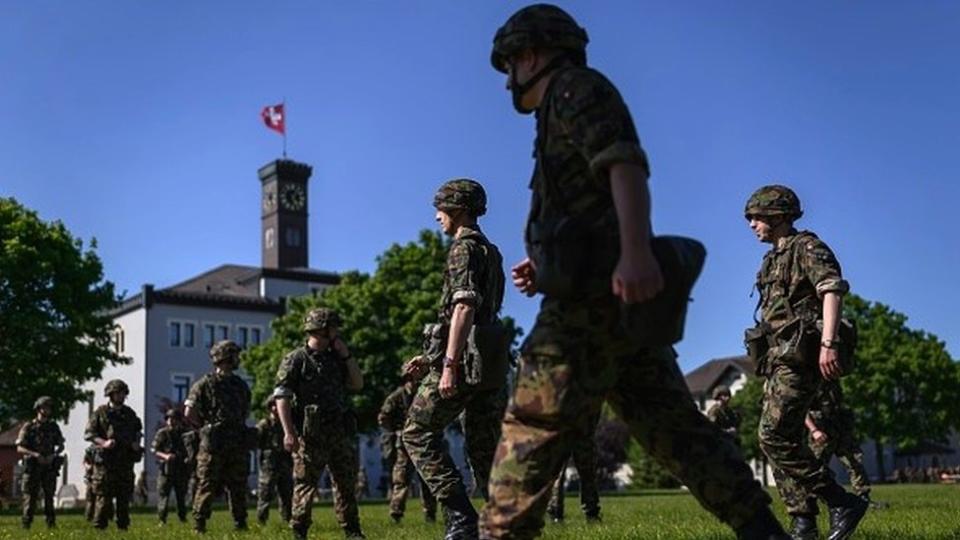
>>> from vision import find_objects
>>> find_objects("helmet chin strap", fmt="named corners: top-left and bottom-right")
top-left (509, 54), bottom-right (571, 114)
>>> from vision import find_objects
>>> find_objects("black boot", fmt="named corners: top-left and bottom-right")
top-left (789, 514), bottom-right (818, 540)
top-left (291, 524), bottom-right (308, 540)
top-left (234, 519), bottom-right (248, 531)
top-left (193, 518), bottom-right (206, 534)
top-left (826, 494), bottom-right (868, 540)
top-left (735, 507), bottom-right (790, 540)
top-left (442, 491), bottom-right (479, 540)
top-left (344, 526), bottom-right (366, 539)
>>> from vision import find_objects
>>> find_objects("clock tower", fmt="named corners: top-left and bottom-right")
top-left (259, 159), bottom-right (312, 269)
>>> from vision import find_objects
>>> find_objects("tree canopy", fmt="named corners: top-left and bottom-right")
top-left (0, 197), bottom-right (127, 423)
top-left (242, 229), bottom-right (521, 432)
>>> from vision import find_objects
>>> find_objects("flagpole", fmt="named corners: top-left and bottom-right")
top-left (282, 98), bottom-right (287, 159)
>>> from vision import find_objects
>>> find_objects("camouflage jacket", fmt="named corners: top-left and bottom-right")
top-left (185, 371), bottom-right (251, 427)
top-left (706, 403), bottom-right (741, 433)
top-left (439, 224), bottom-right (505, 326)
top-left (256, 416), bottom-right (292, 472)
top-left (151, 426), bottom-right (187, 474)
top-left (756, 230), bottom-right (849, 331)
top-left (274, 345), bottom-right (351, 423)
top-left (84, 404), bottom-right (143, 464)
top-left (526, 65), bottom-right (651, 287)
top-left (83, 444), bottom-right (97, 482)
top-left (377, 384), bottom-right (414, 433)
top-left (16, 419), bottom-right (64, 461)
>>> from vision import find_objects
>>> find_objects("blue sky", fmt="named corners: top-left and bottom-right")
top-left (3, 1), bottom-right (958, 371)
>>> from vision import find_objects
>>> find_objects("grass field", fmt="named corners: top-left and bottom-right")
top-left (0, 485), bottom-right (957, 539)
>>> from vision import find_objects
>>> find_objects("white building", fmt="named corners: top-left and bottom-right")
top-left (61, 159), bottom-right (339, 499)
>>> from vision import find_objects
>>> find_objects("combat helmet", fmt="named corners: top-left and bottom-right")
top-left (712, 385), bottom-right (731, 400)
top-left (210, 340), bottom-right (241, 367)
top-left (33, 396), bottom-right (54, 411)
top-left (433, 178), bottom-right (487, 217)
top-left (744, 185), bottom-right (803, 221)
top-left (104, 379), bottom-right (130, 397)
top-left (491, 4), bottom-right (589, 73)
top-left (303, 307), bottom-right (342, 333)
top-left (164, 408), bottom-right (183, 420)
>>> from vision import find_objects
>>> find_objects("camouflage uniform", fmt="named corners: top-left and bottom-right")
top-left (84, 391), bottom-right (143, 530)
top-left (151, 418), bottom-right (190, 523)
top-left (185, 342), bottom-right (252, 530)
top-left (402, 180), bottom-right (508, 537)
top-left (256, 415), bottom-right (293, 524)
top-left (546, 412), bottom-right (601, 523)
top-left (707, 387), bottom-right (741, 446)
top-left (83, 445), bottom-right (97, 522)
top-left (481, 6), bottom-right (780, 539)
top-left (16, 412), bottom-right (64, 528)
top-left (182, 429), bottom-right (200, 506)
top-left (379, 383), bottom-right (437, 521)
top-left (275, 340), bottom-right (363, 537)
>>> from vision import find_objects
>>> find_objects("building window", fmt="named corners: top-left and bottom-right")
top-left (217, 325), bottom-right (229, 341)
top-left (251, 327), bottom-right (261, 345)
top-left (203, 324), bottom-right (215, 348)
top-left (169, 322), bottom-right (181, 347)
top-left (184, 323), bottom-right (195, 348)
top-left (113, 327), bottom-right (125, 353)
top-left (172, 374), bottom-right (192, 403)
top-left (238, 327), bottom-right (249, 348)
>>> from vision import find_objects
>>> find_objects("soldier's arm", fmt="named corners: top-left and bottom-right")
top-left (274, 354), bottom-right (302, 452)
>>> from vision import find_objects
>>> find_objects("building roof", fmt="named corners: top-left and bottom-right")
top-left (110, 264), bottom-right (341, 317)
top-left (0, 422), bottom-right (25, 447)
top-left (685, 355), bottom-right (756, 396)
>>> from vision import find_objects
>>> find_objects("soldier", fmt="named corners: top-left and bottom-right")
top-left (480, 5), bottom-right (788, 539)
top-left (274, 307), bottom-right (366, 540)
top-left (184, 339), bottom-right (252, 533)
top-left (379, 378), bottom-right (437, 523)
top-left (401, 178), bottom-right (509, 539)
top-left (256, 396), bottom-right (293, 525)
top-left (83, 444), bottom-right (97, 522)
top-left (805, 381), bottom-right (871, 501)
top-left (85, 379), bottom-right (143, 530)
top-left (546, 414), bottom-right (601, 524)
top-left (707, 385), bottom-right (741, 444)
top-left (16, 396), bottom-right (64, 529)
top-left (152, 408), bottom-right (190, 524)
top-left (745, 184), bottom-right (868, 540)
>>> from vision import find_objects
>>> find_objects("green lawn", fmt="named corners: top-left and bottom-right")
top-left (0, 485), bottom-right (957, 539)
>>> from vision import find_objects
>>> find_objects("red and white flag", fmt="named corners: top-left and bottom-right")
top-left (261, 103), bottom-right (285, 135)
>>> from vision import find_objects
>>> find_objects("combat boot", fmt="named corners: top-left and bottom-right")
top-left (234, 519), bottom-right (248, 531)
top-left (193, 518), bottom-right (206, 534)
top-left (292, 524), bottom-right (308, 540)
top-left (789, 514), bottom-right (818, 540)
top-left (826, 494), bottom-right (868, 540)
top-left (442, 491), bottom-right (479, 540)
top-left (735, 506), bottom-right (790, 540)
top-left (344, 526), bottom-right (366, 539)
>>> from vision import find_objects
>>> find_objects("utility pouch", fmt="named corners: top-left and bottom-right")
top-left (744, 322), bottom-right (773, 376)
top-left (464, 323), bottom-right (512, 390)
top-left (621, 236), bottom-right (707, 347)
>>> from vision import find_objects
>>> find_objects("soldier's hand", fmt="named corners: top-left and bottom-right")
top-left (811, 429), bottom-right (828, 445)
top-left (612, 247), bottom-right (663, 304)
top-left (101, 439), bottom-right (116, 449)
top-left (439, 365), bottom-right (458, 399)
top-left (511, 258), bottom-right (538, 297)
top-left (284, 432), bottom-right (299, 454)
top-left (332, 336), bottom-right (351, 359)
top-left (819, 345), bottom-right (841, 380)
top-left (402, 355), bottom-right (429, 381)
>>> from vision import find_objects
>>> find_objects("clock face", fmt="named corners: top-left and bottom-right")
top-left (262, 185), bottom-right (277, 213)
top-left (279, 183), bottom-right (306, 211)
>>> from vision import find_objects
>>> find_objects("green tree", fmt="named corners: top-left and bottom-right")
top-left (841, 294), bottom-right (960, 479)
top-left (243, 230), bottom-right (521, 432)
top-left (729, 377), bottom-right (764, 463)
top-left (0, 198), bottom-right (127, 423)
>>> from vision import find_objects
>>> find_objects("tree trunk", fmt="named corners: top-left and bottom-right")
top-left (874, 439), bottom-right (886, 482)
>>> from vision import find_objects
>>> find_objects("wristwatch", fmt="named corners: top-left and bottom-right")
top-left (443, 356), bottom-right (458, 368)
top-left (821, 339), bottom-right (840, 350)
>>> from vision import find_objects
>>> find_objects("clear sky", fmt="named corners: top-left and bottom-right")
top-left (3, 1), bottom-right (958, 372)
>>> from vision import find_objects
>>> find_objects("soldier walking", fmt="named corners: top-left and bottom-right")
top-left (256, 396), bottom-right (294, 525)
top-left (479, 5), bottom-right (788, 539)
top-left (85, 379), bottom-right (143, 530)
top-left (185, 339), bottom-right (253, 533)
top-left (274, 308), bottom-right (366, 539)
top-left (379, 378), bottom-right (437, 523)
top-left (546, 412), bottom-right (601, 524)
top-left (16, 396), bottom-right (64, 529)
top-left (402, 178), bottom-right (510, 539)
top-left (745, 184), bottom-right (868, 539)
top-left (152, 408), bottom-right (190, 524)
top-left (707, 386), bottom-right (741, 445)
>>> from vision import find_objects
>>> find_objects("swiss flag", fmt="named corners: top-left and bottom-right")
top-left (261, 103), bottom-right (285, 135)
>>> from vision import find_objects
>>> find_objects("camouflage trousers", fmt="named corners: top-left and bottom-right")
top-left (480, 296), bottom-right (771, 539)
top-left (291, 420), bottom-right (361, 535)
top-left (390, 442), bottom-right (437, 520)
top-left (546, 429), bottom-right (601, 522)
top-left (21, 466), bottom-right (57, 527)
top-left (402, 369), bottom-right (507, 506)
top-left (90, 463), bottom-right (135, 529)
top-left (257, 464), bottom-right (293, 524)
top-left (193, 446), bottom-right (248, 525)
top-left (84, 479), bottom-right (96, 522)
top-left (156, 471), bottom-right (189, 523)
top-left (760, 359), bottom-right (850, 516)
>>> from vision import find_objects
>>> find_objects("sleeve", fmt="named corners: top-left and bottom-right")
top-left (84, 410), bottom-right (102, 442)
top-left (151, 429), bottom-right (164, 453)
top-left (274, 353), bottom-right (300, 400)
top-left (798, 237), bottom-right (849, 297)
top-left (446, 240), bottom-right (482, 306)
top-left (553, 70), bottom-right (650, 182)
top-left (184, 378), bottom-right (205, 412)
top-left (378, 392), bottom-right (397, 430)
top-left (54, 424), bottom-right (65, 448)
top-left (14, 424), bottom-right (30, 448)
